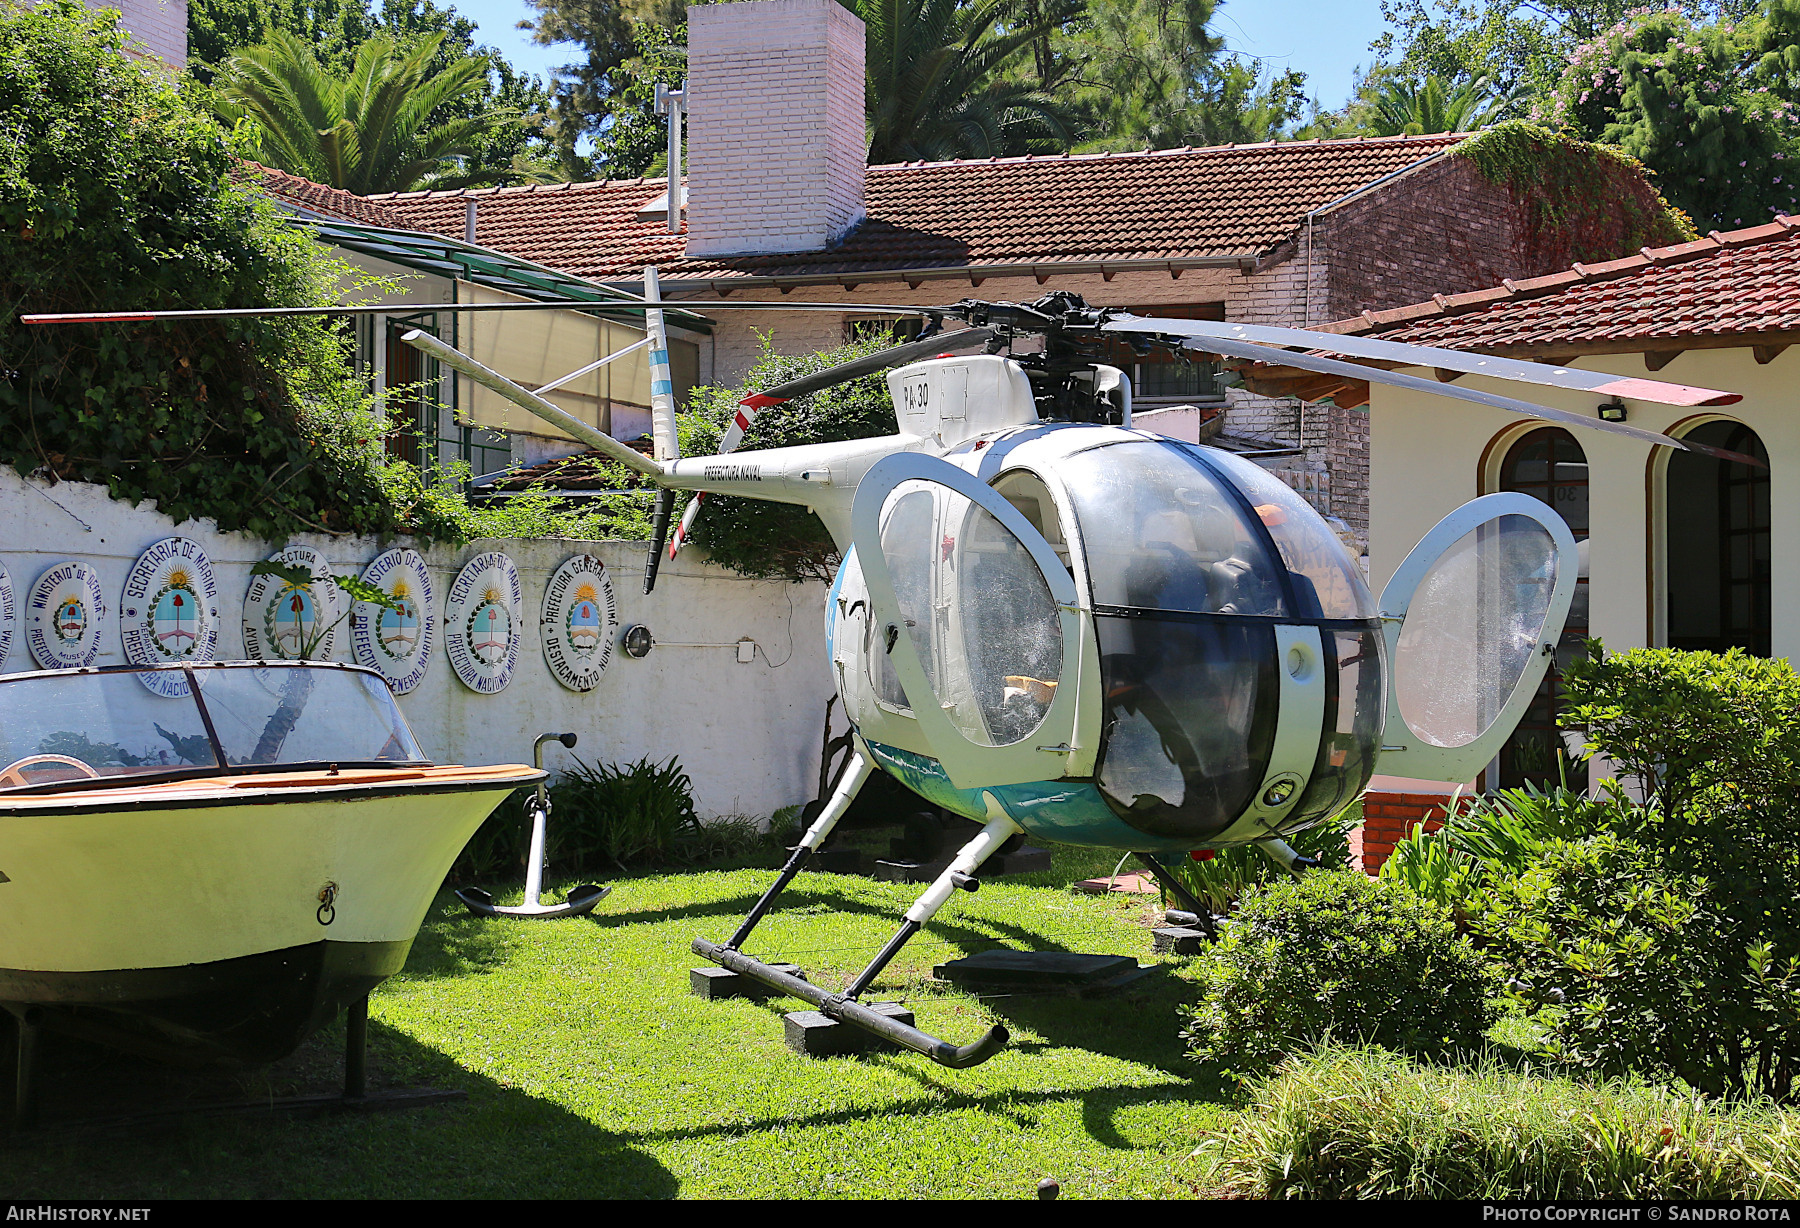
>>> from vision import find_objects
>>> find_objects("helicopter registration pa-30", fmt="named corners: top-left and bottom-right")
top-left (28, 279), bottom-right (1750, 1068)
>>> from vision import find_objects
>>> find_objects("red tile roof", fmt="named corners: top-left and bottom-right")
top-left (245, 163), bottom-right (412, 229)
top-left (365, 135), bottom-right (1465, 284)
top-left (1324, 216), bottom-right (1800, 353)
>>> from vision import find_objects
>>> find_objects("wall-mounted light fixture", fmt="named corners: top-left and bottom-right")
top-left (1598, 398), bottom-right (1628, 423)
top-left (622, 624), bottom-right (655, 658)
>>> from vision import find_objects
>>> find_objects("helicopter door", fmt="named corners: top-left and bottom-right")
top-left (852, 453), bottom-right (1084, 790)
top-left (1375, 492), bottom-right (1579, 784)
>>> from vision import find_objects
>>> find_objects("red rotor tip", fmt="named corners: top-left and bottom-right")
top-left (22, 313), bottom-right (155, 323)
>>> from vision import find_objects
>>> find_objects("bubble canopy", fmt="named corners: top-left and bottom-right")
top-left (1050, 439), bottom-right (1383, 843)
top-left (1057, 440), bottom-right (1376, 621)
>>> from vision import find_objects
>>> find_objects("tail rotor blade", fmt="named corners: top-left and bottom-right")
top-left (644, 489), bottom-right (676, 594)
top-left (668, 493), bottom-right (705, 561)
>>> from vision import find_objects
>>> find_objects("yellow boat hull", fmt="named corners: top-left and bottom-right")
top-left (0, 766), bottom-right (537, 1062)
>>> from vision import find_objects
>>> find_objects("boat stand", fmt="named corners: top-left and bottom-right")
top-left (4, 997), bottom-right (464, 1142)
top-left (457, 732), bottom-right (610, 920)
top-left (692, 767), bottom-right (1017, 1069)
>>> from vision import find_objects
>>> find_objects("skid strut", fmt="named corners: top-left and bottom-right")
top-left (725, 748), bottom-right (874, 950)
top-left (695, 797), bottom-right (1021, 1068)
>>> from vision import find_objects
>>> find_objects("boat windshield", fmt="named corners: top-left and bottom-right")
top-left (0, 663), bottom-right (427, 792)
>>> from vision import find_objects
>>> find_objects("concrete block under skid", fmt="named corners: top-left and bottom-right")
top-left (783, 1002), bottom-right (915, 1057)
top-left (873, 845), bottom-right (1052, 884)
top-left (1151, 926), bottom-right (1213, 956)
top-left (933, 950), bottom-right (1158, 997)
top-left (690, 964), bottom-right (807, 1000)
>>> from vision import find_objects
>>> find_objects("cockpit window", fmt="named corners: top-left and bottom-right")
top-left (1060, 442), bottom-right (1287, 617)
top-left (874, 478), bottom-right (1063, 747)
top-left (1195, 448), bottom-right (1377, 620)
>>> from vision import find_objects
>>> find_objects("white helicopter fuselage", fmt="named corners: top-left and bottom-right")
top-left (666, 356), bottom-right (1397, 852)
top-left (404, 319), bottom-right (1578, 855)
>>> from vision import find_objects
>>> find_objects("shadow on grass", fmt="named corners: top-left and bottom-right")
top-left (6, 1015), bottom-right (678, 1199)
top-left (600, 881), bottom-right (1118, 959)
top-left (400, 907), bottom-right (529, 979)
top-left (613, 1064), bottom-right (1233, 1155)
top-left (981, 979), bottom-right (1198, 1079)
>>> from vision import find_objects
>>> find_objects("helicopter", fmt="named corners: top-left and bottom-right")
top-left (27, 279), bottom-right (1749, 1068)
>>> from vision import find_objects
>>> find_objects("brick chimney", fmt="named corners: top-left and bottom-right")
top-left (105, 0), bottom-right (188, 71)
top-left (684, 0), bottom-right (866, 258)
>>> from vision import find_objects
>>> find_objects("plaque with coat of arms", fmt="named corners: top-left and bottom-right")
top-left (27, 560), bottom-right (107, 670)
top-left (350, 548), bottom-right (434, 695)
top-left (445, 551), bottom-right (522, 694)
top-left (243, 545), bottom-right (344, 662)
top-left (541, 554), bottom-right (618, 692)
top-left (120, 537), bottom-right (221, 697)
top-left (0, 559), bottom-right (14, 671)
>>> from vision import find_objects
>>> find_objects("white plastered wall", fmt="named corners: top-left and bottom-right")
top-left (0, 471), bottom-right (832, 820)
top-left (1369, 345), bottom-right (1800, 665)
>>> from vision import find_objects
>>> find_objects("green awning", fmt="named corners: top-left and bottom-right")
top-left (297, 218), bottom-right (714, 335)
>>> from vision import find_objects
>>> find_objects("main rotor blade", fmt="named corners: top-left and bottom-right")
top-left (22, 299), bottom-right (950, 325)
top-left (717, 327), bottom-right (996, 453)
top-left (754, 328), bottom-right (996, 403)
top-left (1152, 329), bottom-right (1757, 463)
top-left (1101, 313), bottom-right (1741, 408)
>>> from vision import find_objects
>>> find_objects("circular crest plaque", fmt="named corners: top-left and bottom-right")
top-left (0, 560), bottom-right (15, 671)
top-left (350, 548), bottom-right (434, 695)
top-left (445, 551), bottom-right (521, 694)
top-left (27, 560), bottom-right (107, 669)
top-left (121, 537), bottom-right (220, 698)
top-left (541, 554), bottom-right (618, 692)
top-left (243, 545), bottom-right (344, 662)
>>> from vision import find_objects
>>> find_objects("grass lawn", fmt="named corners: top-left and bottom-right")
top-left (5, 844), bottom-right (1235, 1198)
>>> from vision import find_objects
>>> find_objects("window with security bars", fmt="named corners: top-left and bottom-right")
top-left (845, 316), bottom-right (928, 345)
top-left (1107, 303), bottom-right (1228, 403)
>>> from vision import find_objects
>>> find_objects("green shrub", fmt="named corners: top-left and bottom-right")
top-left (1551, 645), bottom-right (1800, 1098)
top-left (1562, 643), bottom-right (1800, 827)
top-left (1167, 814), bottom-right (1355, 916)
top-left (544, 755), bottom-right (701, 869)
top-left (1473, 834), bottom-right (1800, 1100)
top-left (1214, 1046), bottom-right (1800, 1199)
top-left (679, 332), bottom-right (904, 581)
top-left (1182, 872), bottom-right (1496, 1077)
top-left (450, 756), bottom-right (707, 882)
top-left (0, 2), bottom-right (456, 543)
top-left (1379, 781), bottom-right (1627, 915)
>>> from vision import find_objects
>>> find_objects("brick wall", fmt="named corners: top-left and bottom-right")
top-left (1353, 791), bottom-right (1458, 875)
top-left (102, 0), bottom-right (186, 70)
top-left (686, 0), bottom-right (865, 258)
top-left (1319, 155), bottom-right (1541, 324)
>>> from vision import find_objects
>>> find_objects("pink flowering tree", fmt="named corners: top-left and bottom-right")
top-left (1535, 1), bottom-right (1800, 228)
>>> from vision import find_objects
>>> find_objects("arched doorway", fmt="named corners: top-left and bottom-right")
top-left (1497, 427), bottom-right (1589, 789)
top-left (1665, 420), bottom-right (1771, 656)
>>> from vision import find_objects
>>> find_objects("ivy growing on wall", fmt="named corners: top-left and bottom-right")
top-left (0, 2), bottom-right (461, 544)
top-left (1454, 120), bottom-right (1698, 270)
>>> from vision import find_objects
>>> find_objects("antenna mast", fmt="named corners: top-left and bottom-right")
top-left (654, 81), bottom-right (687, 235)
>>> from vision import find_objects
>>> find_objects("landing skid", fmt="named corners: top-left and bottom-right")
top-left (691, 747), bottom-right (1017, 1068)
top-left (5, 998), bottom-right (464, 1141)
